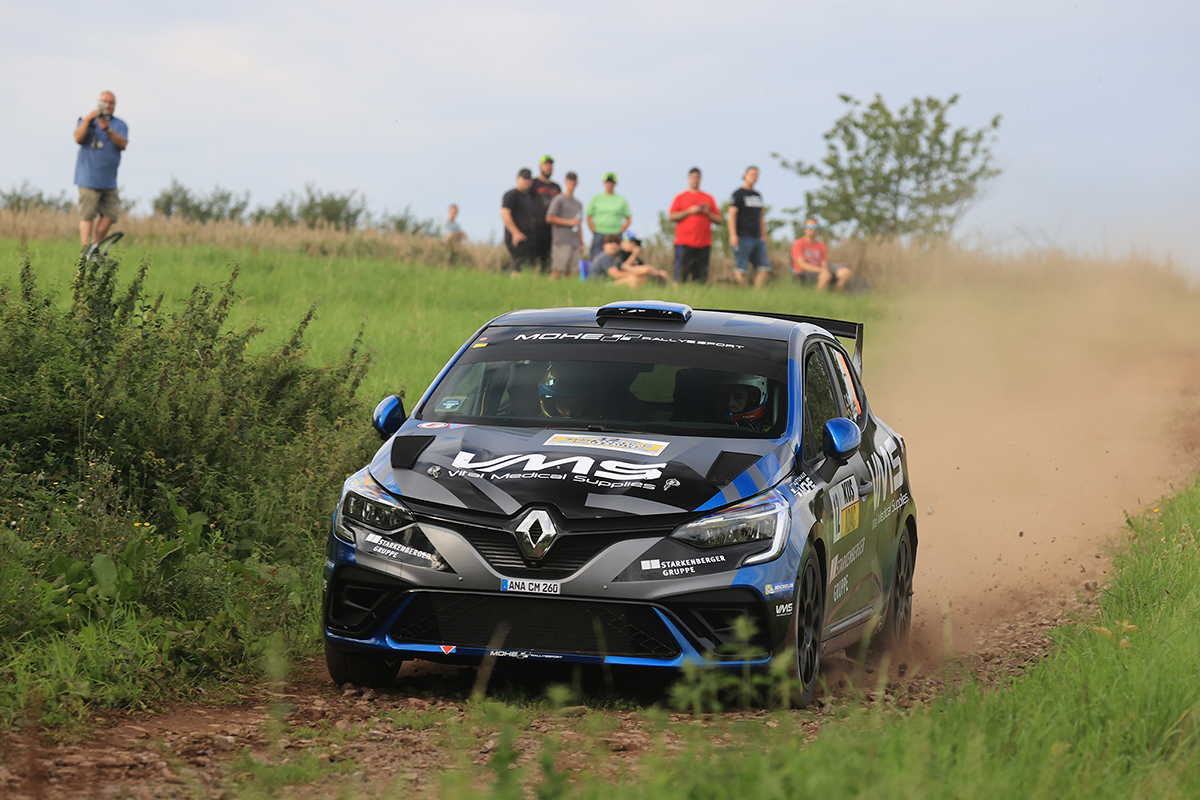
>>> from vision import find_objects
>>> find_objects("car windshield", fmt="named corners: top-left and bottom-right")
top-left (417, 327), bottom-right (789, 438)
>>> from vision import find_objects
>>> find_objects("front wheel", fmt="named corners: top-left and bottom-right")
top-left (791, 549), bottom-right (826, 708)
top-left (324, 639), bottom-right (403, 688)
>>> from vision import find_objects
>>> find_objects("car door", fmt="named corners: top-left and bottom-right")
top-left (801, 342), bottom-right (877, 635)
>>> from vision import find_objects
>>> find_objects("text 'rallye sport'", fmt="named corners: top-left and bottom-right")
top-left (323, 301), bottom-right (916, 705)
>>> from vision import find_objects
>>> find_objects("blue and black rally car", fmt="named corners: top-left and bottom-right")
top-left (323, 301), bottom-right (916, 704)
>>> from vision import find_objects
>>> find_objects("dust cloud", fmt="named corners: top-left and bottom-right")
top-left (868, 266), bottom-right (1200, 657)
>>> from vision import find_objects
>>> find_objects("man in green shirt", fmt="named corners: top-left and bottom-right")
top-left (585, 172), bottom-right (631, 260)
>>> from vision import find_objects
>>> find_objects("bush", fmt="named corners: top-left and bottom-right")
top-left (1, 182), bottom-right (73, 214)
top-left (152, 178), bottom-right (250, 223)
top-left (0, 251), bottom-right (378, 725)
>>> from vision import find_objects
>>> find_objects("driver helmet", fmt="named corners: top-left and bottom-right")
top-left (538, 363), bottom-right (600, 418)
top-left (716, 375), bottom-right (770, 429)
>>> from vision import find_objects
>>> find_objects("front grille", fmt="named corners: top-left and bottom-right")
top-left (453, 525), bottom-right (629, 578)
top-left (390, 592), bottom-right (681, 658)
top-left (408, 505), bottom-right (681, 579)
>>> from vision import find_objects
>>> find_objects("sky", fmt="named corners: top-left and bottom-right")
top-left (4, 0), bottom-right (1198, 273)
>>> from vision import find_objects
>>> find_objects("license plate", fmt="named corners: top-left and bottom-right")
top-left (501, 578), bottom-right (561, 595)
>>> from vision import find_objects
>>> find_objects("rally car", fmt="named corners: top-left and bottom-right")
top-left (322, 301), bottom-right (916, 705)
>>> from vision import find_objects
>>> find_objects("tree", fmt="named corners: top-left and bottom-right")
top-left (774, 94), bottom-right (1001, 238)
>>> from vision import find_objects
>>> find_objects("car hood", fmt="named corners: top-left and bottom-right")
top-left (367, 424), bottom-right (795, 520)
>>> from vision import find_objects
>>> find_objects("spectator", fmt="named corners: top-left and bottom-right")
top-left (500, 168), bottom-right (535, 273)
top-left (585, 172), bottom-right (631, 260)
top-left (590, 234), bottom-right (670, 288)
top-left (791, 218), bottom-right (852, 290)
top-left (727, 166), bottom-right (771, 288)
top-left (439, 204), bottom-right (466, 243)
top-left (545, 171), bottom-right (584, 282)
top-left (73, 90), bottom-right (128, 248)
top-left (530, 155), bottom-right (562, 273)
top-left (667, 167), bottom-right (722, 283)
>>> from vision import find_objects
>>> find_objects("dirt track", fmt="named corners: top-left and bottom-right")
top-left (4, 267), bottom-right (1199, 799)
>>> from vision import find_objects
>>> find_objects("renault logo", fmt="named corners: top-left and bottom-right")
top-left (515, 509), bottom-right (559, 559)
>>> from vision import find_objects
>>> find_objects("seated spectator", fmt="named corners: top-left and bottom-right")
top-left (590, 234), bottom-right (671, 288)
top-left (439, 204), bottom-right (466, 242)
top-left (791, 218), bottom-right (851, 291)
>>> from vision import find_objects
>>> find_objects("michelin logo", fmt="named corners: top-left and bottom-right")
top-left (764, 581), bottom-right (795, 596)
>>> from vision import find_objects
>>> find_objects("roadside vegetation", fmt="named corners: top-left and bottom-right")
top-left (1, 220), bottom-right (1196, 798)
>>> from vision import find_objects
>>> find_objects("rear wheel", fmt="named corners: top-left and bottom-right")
top-left (879, 531), bottom-right (914, 652)
top-left (791, 550), bottom-right (825, 708)
top-left (324, 639), bottom-right (403, 688)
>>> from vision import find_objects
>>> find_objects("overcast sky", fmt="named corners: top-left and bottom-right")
top-left (4, 0), bottom-right (1197, 273)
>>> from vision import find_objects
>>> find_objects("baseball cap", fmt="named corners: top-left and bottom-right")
top-left (565, 171), bottom-right (577, 181)
top-left (603, 172), bottom-right (617, 183)
top-left (540, 155), bottom-right (554, 164)
top-left (517, 168), bottom-right (532, 179)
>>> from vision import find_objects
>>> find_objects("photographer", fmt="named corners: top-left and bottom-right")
top-left (668, 167), bottom-right (722, 283)
top-left (73, 91), bottom-right (128, 248)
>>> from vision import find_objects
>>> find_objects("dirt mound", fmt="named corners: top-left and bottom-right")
top-left (869, 266), bottom-right (1200, 661)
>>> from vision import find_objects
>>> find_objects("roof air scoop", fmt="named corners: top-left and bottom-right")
top-left (596, 301), bottom-right (693, 326)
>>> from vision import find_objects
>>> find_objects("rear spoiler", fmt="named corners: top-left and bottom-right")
top-left (700, 309), bottom-right (864, 373)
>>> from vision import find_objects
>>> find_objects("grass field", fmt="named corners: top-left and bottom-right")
top-left (0, 236), bottom-right (880, 405)
top-left (5, 227), bottom-right (1200, 798)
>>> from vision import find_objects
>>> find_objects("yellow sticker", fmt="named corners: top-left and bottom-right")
top-left (471, 342), bottom-right (488, 348)
top-left (841, 501), bottom-right (860, 535)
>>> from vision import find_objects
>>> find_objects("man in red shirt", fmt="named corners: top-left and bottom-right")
top-left (668, 167), bottom-right (723, 283)
top-left (791, 218), bottom-right (852, 291)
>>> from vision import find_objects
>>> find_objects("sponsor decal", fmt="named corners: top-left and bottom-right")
top-left (545, 433), bottom-right (668, 457)
top-left (792, 475), bottom-right (816, 495)
top-left (324, 558), bottom-right (335, 570)
top-left (487, 650), bottom-right (565, 660)
top-left (362, 532), bottom-right (437, 563)
top-left (638, 554), bottom-right (727, 577)
top-left (872, 492), bottom-right (910, 529)
top-left (775, 602), bottom-right (794, 617)
top-left (501, 578), bottom-right (561, 595)
top-left (440, 645), bottom-right (456, 654)
top-left (832, 575), bottom-right (849, 602)
top-left (764, 581), bottom-right (795, 596)
top-left (470, 342), bottom-right (488, 348)
top-left (450, 451), bottom-right (666, 489)
top-left (864, 438), bottom-right (904, 512)
top-left (512, 331), bottom-right (745, 349)
top-left (435, 396), bottom-right (467, 412)
top-left (830, 477), bottom-right (860, 543)
top-left (829, 537), bottom-right (865, 585)
top-left (322, 577), bottom-right (328, 591)
top-left (418, 421), bottom-right (447, 429)
top-left (448, 423), bottom-right (474, 429)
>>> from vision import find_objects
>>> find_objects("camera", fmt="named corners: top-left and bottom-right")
top-left (96, 102), bottom-right (113, 121)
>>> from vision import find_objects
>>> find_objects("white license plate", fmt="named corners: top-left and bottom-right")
top-left (501, 578), bottom-right (561, 595)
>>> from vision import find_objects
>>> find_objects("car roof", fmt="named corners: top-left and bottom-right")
top-left (488, 306), bottom-right (811, 342)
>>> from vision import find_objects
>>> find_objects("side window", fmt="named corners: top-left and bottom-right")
top-left (826, 345), bottom-right (864, 425)
top-left (803, 349), bottom-right (842, 462)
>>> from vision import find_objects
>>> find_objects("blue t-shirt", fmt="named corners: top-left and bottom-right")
top-left (74, 117), bottom-right (128, 189)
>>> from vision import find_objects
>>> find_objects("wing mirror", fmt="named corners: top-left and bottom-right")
top-left (815, 417), bottom-right (861, 481)
top-left (372, 395), bottom-right (406, 440)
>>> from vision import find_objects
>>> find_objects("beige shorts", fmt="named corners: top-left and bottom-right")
top-left (78, 187), bottom-right (120, 222)
top-left (550, 243), bottom-right (579, 274)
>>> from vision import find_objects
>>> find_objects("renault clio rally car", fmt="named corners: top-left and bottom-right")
top-left (323, 301), bottom-right (916, 704)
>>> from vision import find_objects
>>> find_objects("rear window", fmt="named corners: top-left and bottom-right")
top-left (417, 327), bottom-right (789, 439)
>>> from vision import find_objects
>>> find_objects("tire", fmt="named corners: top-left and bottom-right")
top-left (324, 639), bottom-right (403, 688)
top-left (879, 530), bottom-right (914, 653)
top-left (791, 549), bottom-right (826, 708)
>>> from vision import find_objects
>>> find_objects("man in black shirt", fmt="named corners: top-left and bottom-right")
top-left (727, 166), bottom-right (772, 288)
top-left (501, 168), bottom-right (536, 273)
top-left (530, 155), bottom-right (562, 273)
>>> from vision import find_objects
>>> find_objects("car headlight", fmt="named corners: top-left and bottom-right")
top-left (341, 492), bottom-right (414, 535)
top-left (670, 490), bottom-right (790, 565)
